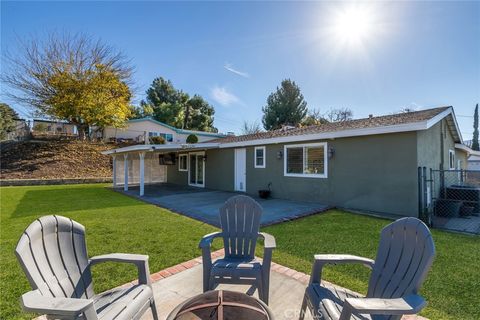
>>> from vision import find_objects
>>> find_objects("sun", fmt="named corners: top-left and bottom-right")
top-left (331, 5), bottom-right (376, 47)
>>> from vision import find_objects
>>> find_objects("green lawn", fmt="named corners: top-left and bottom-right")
top-left (1, 184), bottom-right (479, 319)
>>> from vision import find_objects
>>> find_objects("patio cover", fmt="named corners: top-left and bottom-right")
top-left (101, 143), bottom-right (220, 196)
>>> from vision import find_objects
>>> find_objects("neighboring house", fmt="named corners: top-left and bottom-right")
top-left (103, 118), bottom-right (226, 143)
top-left (32, 119), bottom-right (77, 136)
top-left (103, 106), bottom-right (476, 218)
top-left (468, 155), bottom-right (480, 171)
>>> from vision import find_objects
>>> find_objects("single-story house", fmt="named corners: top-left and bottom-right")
top-left (103, 117), bottom-right (226, 143)
top-left (102, 106), bottom-right (478, 218)
top-left (32, 119), bottom-right (78, 136)
top-left (468, 155), bottom-right (480, 171)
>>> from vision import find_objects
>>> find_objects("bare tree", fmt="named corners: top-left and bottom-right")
top-left (302, 108), bottom-right (329, 126)
top-left (1, 32), bottom-right (134, 139)
top-left (325, 107), bottom-right (353, 122)
top-left (241, 120), bottom-right (262, 135)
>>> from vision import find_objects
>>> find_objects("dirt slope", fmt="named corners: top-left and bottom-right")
top-left (0, 140), bottom-right (115, 180)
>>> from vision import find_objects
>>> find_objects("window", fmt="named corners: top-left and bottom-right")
top-left (160, 133), bottom-right (174, 142)
top-left (254, 146), bottom-right (266, 168)
top-left (449, 150), bottom-right (455, 170)
top-left (284, 143), bottom-right (327, 178)
top-left (179, 154), bottom-right (188, 171)
top-left (148, 132), bottom-right (173, 142)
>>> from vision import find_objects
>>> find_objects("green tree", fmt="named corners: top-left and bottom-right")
top-left (130, 102), bottom-right (154, 119)
top-left (0, 103), bottom-right (19, 140)
top-left (186, 95), bottom-right (217, 132)
top-left (473, 103), bottom-right (479, 151)
top-left (142, 77), bottom-right (217, 132)
top-left (262, 79), bottom-right (308, 130)
top-left (1, 32), bottom-right (134, 139)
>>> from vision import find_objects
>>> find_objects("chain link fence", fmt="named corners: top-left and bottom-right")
top-left (420, 167), bottom-right (480, 234)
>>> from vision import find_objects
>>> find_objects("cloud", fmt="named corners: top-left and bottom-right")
top-left (211, 86), bottom-right (240, 107)
top-left (224, 63), bottom-right (250, 78)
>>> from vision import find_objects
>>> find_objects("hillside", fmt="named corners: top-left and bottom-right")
top-left (0, 140), bottom-right (115, 180)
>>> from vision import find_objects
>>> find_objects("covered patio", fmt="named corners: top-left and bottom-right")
top-left (117, 183), bottom-right (330, 226)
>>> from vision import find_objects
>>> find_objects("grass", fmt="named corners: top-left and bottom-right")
top-left (263, 211), bottom-right (480, 320)
top-left (1, 184), bottom-right (479, 319)
top-left (0, 184), bottom-right (220, 319)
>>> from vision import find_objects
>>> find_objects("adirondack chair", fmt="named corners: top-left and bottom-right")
top-left (15, 215), bottom-right (159, 320)
top-left (199, 195), bottom-right (276, 304)
top-left (300, 217), bottom-right (435, 320)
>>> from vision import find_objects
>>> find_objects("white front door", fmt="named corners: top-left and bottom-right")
top-left (234, 148), bottom-right (246, 192)
top-left (188, 152), bottom-right (205, 187)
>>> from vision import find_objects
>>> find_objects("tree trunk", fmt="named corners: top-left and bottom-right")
top-left (74, 123), bottom-right (89, 140)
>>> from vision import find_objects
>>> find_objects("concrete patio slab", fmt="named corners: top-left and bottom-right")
top-left (142, 264), bottom-right (313, 320)
top-left (117, 183), bottom-right (330, 227)
top-left (35, 250), bottom-right (427, 320)
top-left (136, 253), bottom-right (427, 320)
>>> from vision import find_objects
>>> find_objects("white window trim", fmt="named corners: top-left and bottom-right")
top-left (254, 146), bottom-right (266, 168)
top-left (448, 149), bottom-right (455, 170)
top-left (178, 154), bottom-right (188, 171)
top-left (284, 142), bottom-right (328, 178)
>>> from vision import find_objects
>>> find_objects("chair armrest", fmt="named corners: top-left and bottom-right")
top-left (339, 294), bottom-right (426, 320)
top-left (90, 253), bottom-right (148, 265)
top-left (310, 254), bottom-right (374, 284)
top-left (314, 254), bottom-right (375, 267)
top-left (21, 290), bottom-right (97, 319)
top-left (89, 253), bottom-right (151, 286)
top-left (199, 231), bottom-right (223, 249)
top-left (258, 232), bottom-right (276, 249)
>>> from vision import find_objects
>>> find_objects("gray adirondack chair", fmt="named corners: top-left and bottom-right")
top-left (199, 195), bottom-right (276, 304)
top-left (300, 217), bottom-right (435, 320)
top-left (15, 215), bottom-right (159, 320)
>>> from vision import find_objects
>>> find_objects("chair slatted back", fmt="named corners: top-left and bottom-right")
top-left (367, 217), bottom-right (435, 301)
top-left (219, 195), bottom-right (262, 260)
top-left (15, 215), bottom-right (94, 299)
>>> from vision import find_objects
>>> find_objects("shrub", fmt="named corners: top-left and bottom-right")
top-left (149, 136), bottom-right (165, 144)
top-left (186, 134), bottom-right (198, 144)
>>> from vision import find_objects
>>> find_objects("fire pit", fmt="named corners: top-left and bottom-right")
top-left (167, 290), bottom-right (274, 320)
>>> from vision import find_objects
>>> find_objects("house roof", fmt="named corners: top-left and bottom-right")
top-left (128, 117), bottom-right (226, 138)
top-left (209, 106), bottom-right (462, 147)
top-left (101, 143), bottom-right (220, 155)
top-left (102, 106), bottom-right (466, 155)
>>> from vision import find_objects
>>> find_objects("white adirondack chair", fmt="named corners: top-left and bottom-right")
top-left (199, 195), bottom-right (276, 304)
top-left (15, 215), bottom-right (159, 320)
top-left (300, 217), bottom-right (436, 320)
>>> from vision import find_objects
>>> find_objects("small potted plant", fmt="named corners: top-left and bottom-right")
top-left (258, 183), bottom-right (272, 199)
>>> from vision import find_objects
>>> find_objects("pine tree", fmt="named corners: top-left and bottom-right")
top-left (472, 104), bottom-right (479, 151)
top-left (262, 79), bottom-right (308, 130)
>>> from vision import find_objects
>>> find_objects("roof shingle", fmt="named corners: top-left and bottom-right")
top-left (210, 106), bottom-right (451, 144)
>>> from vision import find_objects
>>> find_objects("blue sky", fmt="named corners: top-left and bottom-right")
top-left (1, 1), bottom-right (479, 136)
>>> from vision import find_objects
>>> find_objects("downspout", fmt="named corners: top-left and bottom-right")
top-left (440, 120), bottom-right (445, 197)
top-left (440, 120), bottom-right (445, 170)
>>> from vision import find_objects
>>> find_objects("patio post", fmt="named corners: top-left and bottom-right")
top-left (139, 151), bottom-right (145, 196)
top-left (112, 155), bottom-right (117, 187)
top-left (124, 153), bottom-right (129, 191)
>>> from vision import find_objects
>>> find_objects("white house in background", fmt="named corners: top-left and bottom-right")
top-left (468, 155), bottom-right (480, 170)
top-left (103, 117), bottom-right (227, 143)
